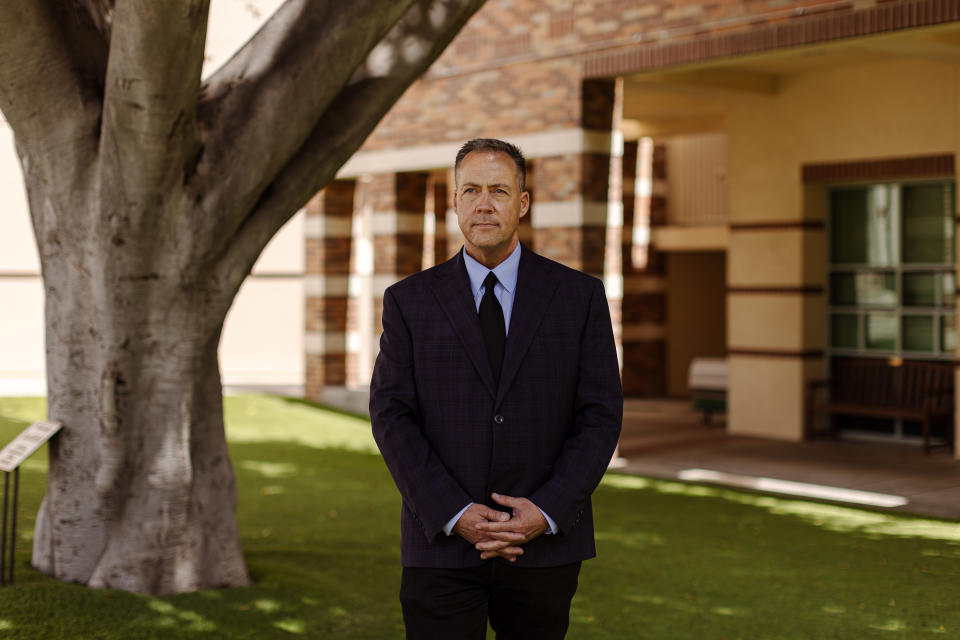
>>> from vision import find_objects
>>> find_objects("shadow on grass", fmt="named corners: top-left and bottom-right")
top-left (1, 558), bottom-right (402, 639)
top-left (577, 474), bottom-right (960, 640)
top-left (0, 441), bottom-right (404, 639)
top-left (3, 396), bottom-right (959, 639)
top-left (275, 395), bottom-right (369, 421)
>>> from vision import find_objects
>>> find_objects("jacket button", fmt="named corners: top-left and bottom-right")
top-left (494, 414), bottom-right (504, 424)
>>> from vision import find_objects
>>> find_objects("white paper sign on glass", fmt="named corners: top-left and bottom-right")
top-left (0, 421), bottom-right (62, 472)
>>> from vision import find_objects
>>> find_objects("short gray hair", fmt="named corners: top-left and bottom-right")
top-left (454, 138), bottom-right (526, 192)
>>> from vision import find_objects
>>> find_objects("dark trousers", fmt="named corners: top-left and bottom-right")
top-left (400, 561), bottom-right (582, 640)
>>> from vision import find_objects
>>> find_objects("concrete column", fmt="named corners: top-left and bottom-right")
top-left (304, 179), bottom-right (355, 401)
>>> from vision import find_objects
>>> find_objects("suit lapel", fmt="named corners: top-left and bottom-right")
top-left (497, 246), bottom-right (559, 405)
top-left (429, 252), bottom-right (498, 397)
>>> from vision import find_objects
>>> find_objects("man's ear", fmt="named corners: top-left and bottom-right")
top-left (520, 191), bottom-right (530, 218)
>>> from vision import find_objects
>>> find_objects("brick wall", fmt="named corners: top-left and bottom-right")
top-left (360, 0), bottom-right (912, 153)
top-left (310, 0), bottom-right (959, 400)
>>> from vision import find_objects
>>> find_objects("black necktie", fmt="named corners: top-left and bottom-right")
top-left (479, 271), bottom-right (506, 385)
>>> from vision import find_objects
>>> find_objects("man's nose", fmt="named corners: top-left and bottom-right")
top-left (476, 190), bottom-right (494, 210)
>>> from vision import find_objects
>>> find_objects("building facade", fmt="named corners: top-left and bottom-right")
top-left (307, 0), bottom-right (960, 457)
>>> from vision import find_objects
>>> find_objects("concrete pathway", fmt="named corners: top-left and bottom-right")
top-left (615, 399), bottom-right (960, 521)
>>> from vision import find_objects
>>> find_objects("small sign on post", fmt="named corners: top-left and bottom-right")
top-left (0, 420), bottom-right (62, 586)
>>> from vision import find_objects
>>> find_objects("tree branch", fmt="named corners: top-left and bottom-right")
top-left (194, 0), bottom-right (417, 236)
top-left (98, 0), bottom-right (209, 213)
top-left (214, 0), bottom-right (487, 295)
top-left (0, 0), bottom-right (107, 182)
top-left (75, 0), bottom-right (115, 41)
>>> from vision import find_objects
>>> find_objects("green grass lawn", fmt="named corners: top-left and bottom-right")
top-left (0, 395), bottom-right (958, 639)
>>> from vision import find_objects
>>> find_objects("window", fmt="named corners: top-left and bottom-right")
top-left (828, 181), bottom-right (956, 359)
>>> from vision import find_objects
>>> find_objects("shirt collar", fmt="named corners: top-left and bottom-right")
top-left (463, 242), bottom-right (521, 297)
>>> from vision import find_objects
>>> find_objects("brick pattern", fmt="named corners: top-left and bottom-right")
top-left (605, 138), bottom-right (635, 362)
top-left (581, 78), bottom-right (616, 130)
top-left (305, 297), bottom-right (350, 334)
top-left (518, 160), bottom-right (535, 249)
top-left (305, 180), bottom-right (356, 399)
top-left (443, 168), bottom-right (464, 259)
top-left (359, 1), bottom-right (931, 154)
top-left (583, 0), bottom-right (960, 79)
top-left (621, 341), bottom-right (668, 396)
top-left (309, 0), bottom-right (959, 397)
top-left (371, 172), bottom-right (427, 276)
top-left (306, 354), bottom-right (348, 392)
top-left (533, 153), bottom-right (613, 203)
top-left (431, 175), bottom-right (450, 266)
top-left (533, 225), bottom-right (608, 274)
top-left (621, 141), bottom-right (668, 397)
top-left (527, 79), bottom-right (616, 275)
top-left (363, 58), bottom-right (581, 151)
top-left (531, 150), bottom-right (610, 276)
top-left (367, 172), bottom-right (427, 378)
top-left (802, 154), bottom-right (956, 182)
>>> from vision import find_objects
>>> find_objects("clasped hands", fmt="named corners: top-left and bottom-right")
top-left (452, 493), bottom-right (548, 562)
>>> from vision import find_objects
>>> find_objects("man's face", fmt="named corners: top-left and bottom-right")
top-left (454, 150), bottom-right (530, 268)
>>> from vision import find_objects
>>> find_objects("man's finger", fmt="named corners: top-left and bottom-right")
top-left (491, 492), bottom-right (522, 508)
top-left (475, 520), bottom-right (524, 533)
top-left (473, 537), bottom-right (524, 551)
top-left (466, 504), bottom-right (509, 522)
top-left (480, 546), bottom-right (523, 560)
top-left (479, 509), bottom-right (509, 522)
top-left (477, 529), bottom-right (525, 542)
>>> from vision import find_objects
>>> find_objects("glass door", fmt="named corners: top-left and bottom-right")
top-left (827, 181), bottom-right (956, 440)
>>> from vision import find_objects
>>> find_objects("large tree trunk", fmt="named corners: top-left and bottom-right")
top-left (0, 0), bottom-right (486, 594)
top-left (26, 170), bottom-right (249, 593)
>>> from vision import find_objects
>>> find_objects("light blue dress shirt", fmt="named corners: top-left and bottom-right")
top-left (463, 242), bottom-right (521, 335)
top-left (443, 244), bottom-right (558, 537)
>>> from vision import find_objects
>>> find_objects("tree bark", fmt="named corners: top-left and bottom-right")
top-left (24, 156), bottom-right (250, 592)
top-left (0, 0), bottom-right (486, 594)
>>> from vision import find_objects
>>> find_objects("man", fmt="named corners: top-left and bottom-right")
top-left (370, 138), bottom-right (622, 639)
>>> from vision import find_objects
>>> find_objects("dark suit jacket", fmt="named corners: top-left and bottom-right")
top-left (370, 244), bottom-right (623, 569)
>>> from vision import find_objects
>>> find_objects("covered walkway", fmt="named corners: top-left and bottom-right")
top-left (616, 399), bottom-right (960, 521)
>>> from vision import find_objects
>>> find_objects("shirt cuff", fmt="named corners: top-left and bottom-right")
top-left (443, 503), bottom-right (473, 536)
top-left (537, 506), bottom-right (559, 534)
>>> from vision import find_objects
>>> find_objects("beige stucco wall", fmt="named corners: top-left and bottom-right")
top-left (0, 113), bottom-right (46, 394)
top-left (724, 56), bottom-right (960, 445)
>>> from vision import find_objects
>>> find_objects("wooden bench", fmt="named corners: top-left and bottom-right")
top-left (807, 358), bottom-right (954, 455)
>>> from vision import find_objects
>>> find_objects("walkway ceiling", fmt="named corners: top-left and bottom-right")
top-left (621, 22), bottom-right (960, 139)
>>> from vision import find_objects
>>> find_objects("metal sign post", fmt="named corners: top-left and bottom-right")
top-left (1, 468), bottom-right (17, 585)
top-left (0, 421), bottom-right (62, 586)
top-left (1, 470), bottom-right (8, 584)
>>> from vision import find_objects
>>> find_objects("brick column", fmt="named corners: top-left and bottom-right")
top-left (607, 139), bottom-right (637, 372)
top-left (621, 139), bottom-right (668, 396)
top-left (431, 173), bottom-right (450, 266)
top-left (372, 171), bottom-right (427, 338)
top-left (304, 179), bottom-right (355, 402)
top-left (519, 159), bottom-right (535, 249)
top-left (530, 79), bottom-right (615, 278)
top-left (444, 167), bottom-right (464, 258)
